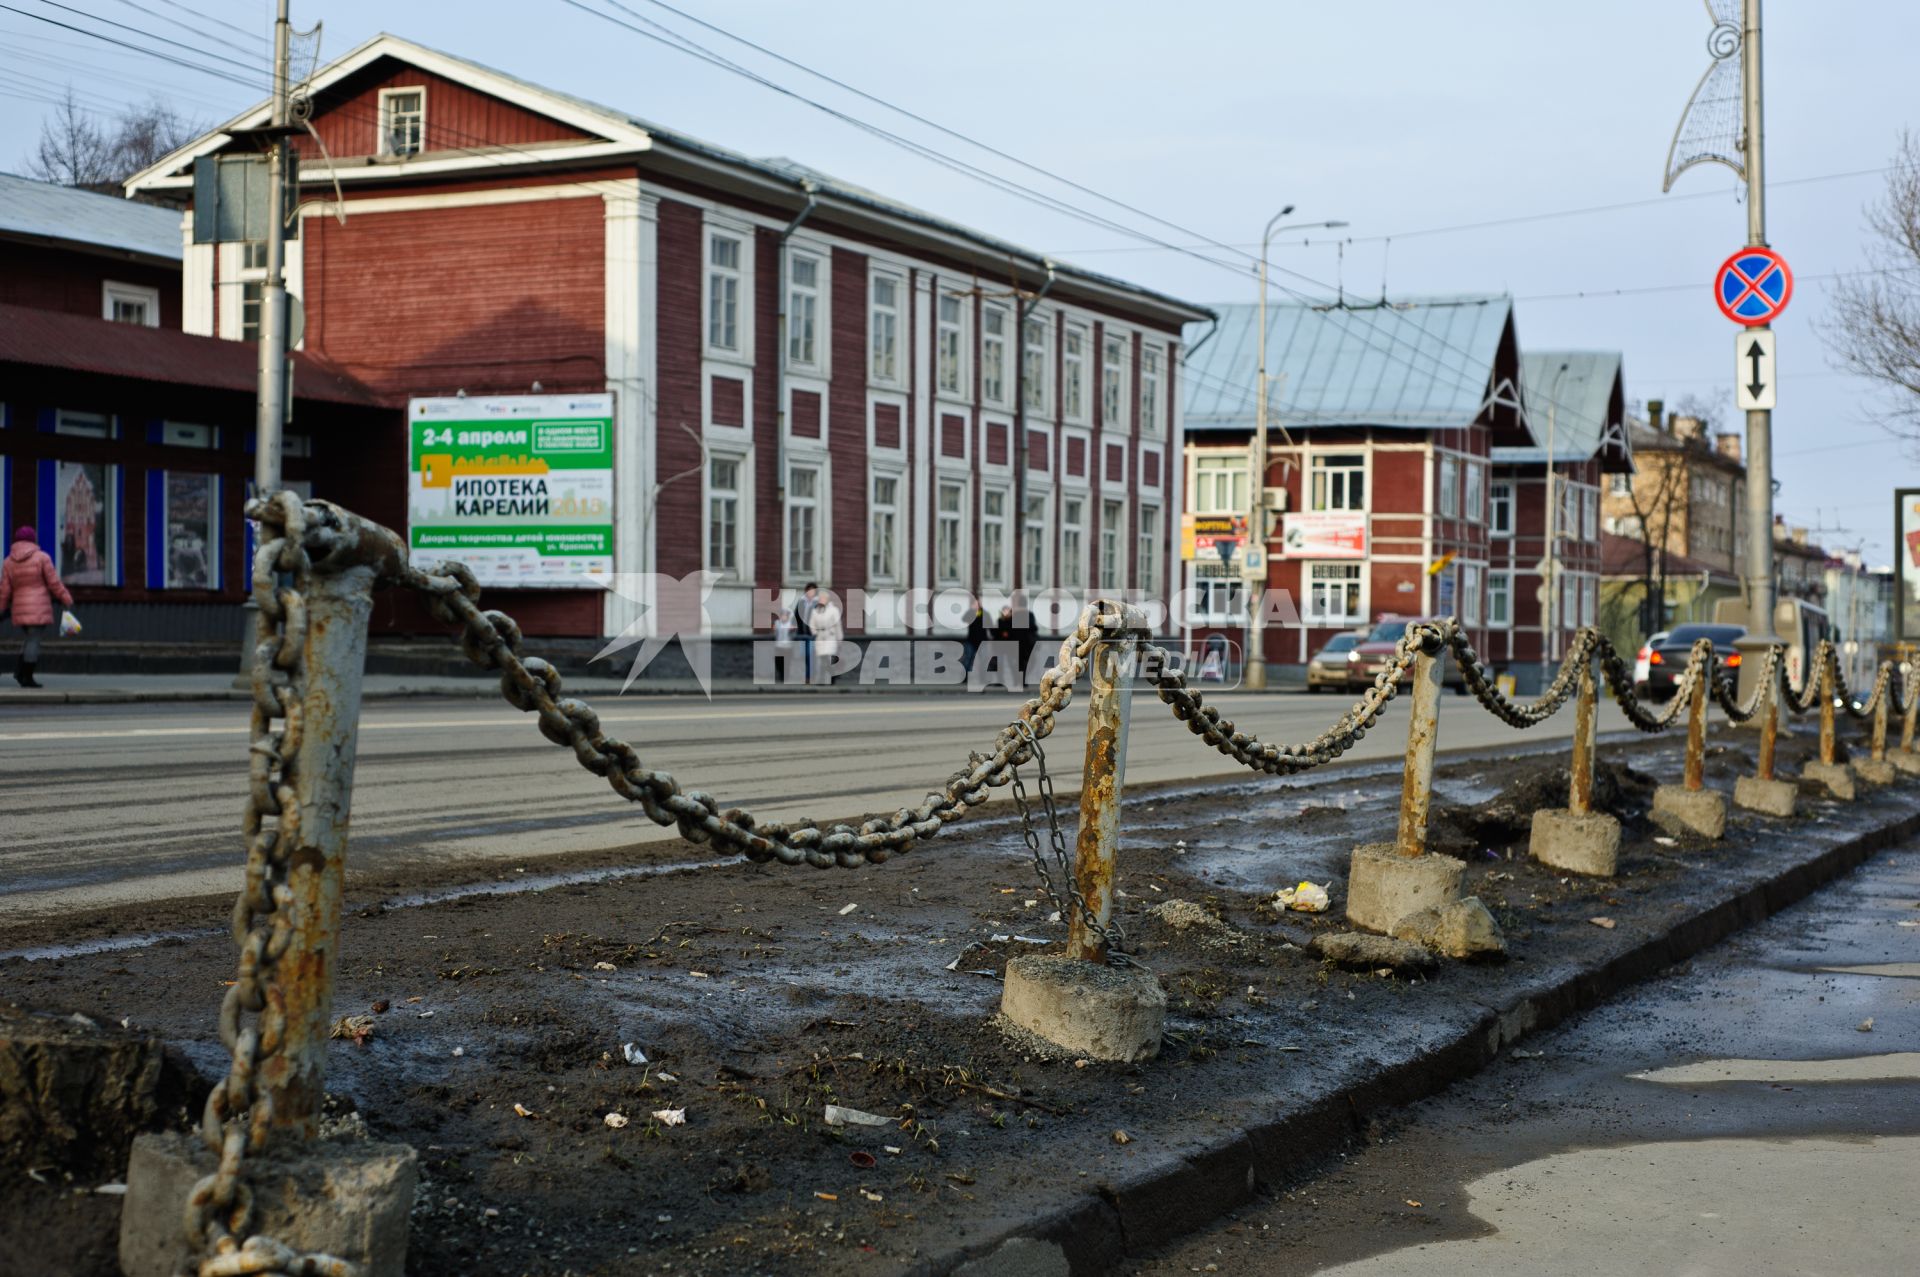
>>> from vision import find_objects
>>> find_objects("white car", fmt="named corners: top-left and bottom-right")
top-left (1633, 630), bottom-right (1670, 691)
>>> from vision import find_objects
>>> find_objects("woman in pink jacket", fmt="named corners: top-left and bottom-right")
top-left (0, 526), bottom-right (74, 688)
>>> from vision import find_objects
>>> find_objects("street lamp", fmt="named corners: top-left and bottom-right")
top-left (1539, 359), bottom-right (1570, 691)
top-left (1250, 210), bottom-right (1350, 690)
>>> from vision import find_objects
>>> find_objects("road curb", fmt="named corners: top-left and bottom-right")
top-left (928, 797), bottom-right (1920, 1275)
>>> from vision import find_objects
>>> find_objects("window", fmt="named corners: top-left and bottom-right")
top-left (1060, 495), bottom-right (1086, 590)
top-left (1465, 461), bottom-right (1485, 524)
top-left (1461, 562), bottom-right (1481, 625)
top-left (53, 459), bottom-right (118, 585)
top-left (936, 480), bottom-right (966, 585)
top-left (1490, 481), bottom-right (1513, 536)
top-left (1190, 561), bottom-right (1245, 622)
top-left (870, 272), bottom-right (901, 383)
top-left (787, 252), bottom-right (821, 368)
top-left (785, 463), bottom-right (820, 579)
top-left (1063, 324), bottom-right (1088, 421)
top-left (1101, 333), bottom-right (1128, 432)
top-left (1022, 314), bottom-right (1051, 413)
top-left (706, 232), bottom-right (742, 353)
top-left (1609, 472), bottom-right (1632, 496)
top-left (870, 473), bottom-right (901, 582)
top-left (1136, 504), bottom-right (1161, 594)
top-left (1100, 498), bottom-right (1125, 590)
top-left (379, 88), bottom-right (425, 156)
top-left (981, 488), bottom-right (1010, 587)
top-left (982, 306), bottom-right (1008, 405)
top-left (1581, 576), bottom-right (1597, 628)
top-left (236, 239), bottom-right (267, 342)
top-left (103, 281), bottom-right (159, 327)
top-left (1488, 570), bottom-right (1512, 627)
top-left (937, 294), bottom-right (965, 395)
top-left (706, 456), bottom-right (741, 575)
top-left (159, 471), bottom-right (218, 589)
top-left (1582, 488), bottom-right (1597, 540)
top-left (55, 411), bottom-right (113, 438)
top-left (1438, 455), bottom-right (1459, 517)
top-left (1606, 514), bottom-right (1644, 538)
top-left (1140, 346), bottom-right (1163, 437)
top-left (1193, 452), bottom-right (1249, 514)
top-left (1310, 453), bottom-right (1365, 511)
top-left (1023, 493), bottom-right (1049, 585)
top-left (161, 422), bottom-right (217, 449)
top-left (1305, 563), bottom-right (1362, 623)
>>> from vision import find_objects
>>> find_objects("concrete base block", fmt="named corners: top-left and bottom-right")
top-left (119, 1130), bottom-right (417, 1277)
top-left (1801, 760), bottom-right (1856, 801)
top-left (1344, 843), bottom-right (1464, 934)
top-left (1314, 931), bottom-right (1438, 972)
top-left (1000, 955), bottom-right (1166, 1063)
top-left (1855, 758), bottom-right (1898, 786)
top-left (1528, 809), bottom-right (1623, 877)
top-left (1734, 775), bottom-right (1798, 818)
top-left (1889, 749), bottom-right (1920, 777)
top-left (1651, 786), bottom-right (1728, 840)
top-left (1388, 897), bottom-right (1507, 959)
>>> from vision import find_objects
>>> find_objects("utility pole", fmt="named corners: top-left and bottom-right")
top-left (1539, 360), bottom-right (1569, 690)
top-left (255, 0), bottom-right (293, 498)
top-left (1735, 0), bottom-right (1782, 685)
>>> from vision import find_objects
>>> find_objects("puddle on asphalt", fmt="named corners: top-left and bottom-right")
top-left (1632, 1053), bottom-right (1920, 1084)
top-left (0, 929), bottom-right (215, 963)
top-left (1815, 962), bottom-right (1920, 979)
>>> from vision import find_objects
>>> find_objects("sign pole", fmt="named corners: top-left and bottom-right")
top-left (1734, 0), bottom-right (1782, 699)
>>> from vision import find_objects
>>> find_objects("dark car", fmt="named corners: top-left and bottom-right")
top-left (1306, 631), bottom-right (1364, 692)
top-left (1347, 616), bottom-right (1466, 692)
top-left (1637, 622), bottom-right (1745, 698)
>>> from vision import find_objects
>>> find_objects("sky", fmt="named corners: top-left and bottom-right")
top-left (2, 0), bottom-right (1915, 563)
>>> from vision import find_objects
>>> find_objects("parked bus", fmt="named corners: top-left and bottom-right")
top-left (1713, 597), bottom-right (1834, 691)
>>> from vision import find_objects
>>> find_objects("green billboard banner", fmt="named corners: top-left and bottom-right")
top-left (407, 393), bottom-right (614, 588)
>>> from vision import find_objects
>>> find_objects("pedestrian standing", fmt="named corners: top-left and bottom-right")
top-left (0, 526), bottom-right (74, 689)
top-left (796, 582), bottom-right (819, 683)
top-left (809, 591), bottom-right (844, 686)
top-left (962, 604), bottom-right (988, 674)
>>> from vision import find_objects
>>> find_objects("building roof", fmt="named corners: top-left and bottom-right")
top-left (0, 302), bottom-right (387, 407)
top-left (0, 172), bottom-right (180, 262)
top-left (1495, 350), bottom-right (1624, 465)
top-left (1182, 295), bottom-right (1528, 434)
top-left (125, 34), bottom-right (1210, 328)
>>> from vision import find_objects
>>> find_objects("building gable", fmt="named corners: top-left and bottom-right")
top-left (293, 57), bottom-right (597, 164)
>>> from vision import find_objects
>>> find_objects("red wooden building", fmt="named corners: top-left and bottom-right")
top-left (127, 34), bottom-right (1210, 646)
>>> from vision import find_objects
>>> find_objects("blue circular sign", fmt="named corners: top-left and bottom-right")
top-left (1715, 247), bottom-right (1793, 326)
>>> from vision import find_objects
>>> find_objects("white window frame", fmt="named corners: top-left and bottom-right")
top-left (1062, 322), bottom-right (1090, 424)
top-left (783, 458), bottom-right (825, 585)
top-left (1461, 561), bottom-right (1482, 626)
top-left (1101, 331), bottom-right (1130, 434)
top-left (1582, 486), bottom-right (1598, 541)
top-left (1609, 472), bottom-right (1632, 496)
top-left (981, 483), bottom-right (1012, 591)
top-left (936, 291), bottom-right (968, 399)
top-left (1304, 562), bottom-right (1365, 624)
top-left (704, 449), bottom-right (750, 580)
top-left (1487, 569), bottom-right (1513, 628)
top-left (935, 476), bottom-right (970, 588)
top-left (160, 422), bottom-right (219, 449)
top-left (867, 394), bottom-right (908, 459)
top-left (1191, 450), bottom-right (1249, 515)
top-left (869, 268), bottom-right (904, 387)
top-left (1022, 311), bottom-right (1052, 415)
top-left (1059, 492), bottom-right (1087, 591)
top-left (1465, 460), bottom-right (1485, 525)
top-left (1100, 497), bottom-right (1126, 591)
top-left (1490, 480), bottom-right (1513, 537)
top-left (1022, 488), bottom-right (1051, 588)
top-left (1438, 454), bottom-right (1459, 518)
top-left (1187, 560), bottom-right (1246, 624)
top-left (1136, 502), bottom-right (1162, 594)
top-left (785, 247), bottom-right (826, 374)
top-left (982, 304), bottom-right (1010, 407)
top-left (1140, 343), bottom-right (1165, 438)
top-left (103, 280), bottom-right (160, 327)
top-left (55, 410), bottom-right (115, 438)
top-left (1309, 451), bottom-right (1366, 512)
top-left (703, 223), bottom-right (752, 363)
top-left (377, 86), bottom-right (426, 157)
top-left (868, 468), bottom-right (905, 585)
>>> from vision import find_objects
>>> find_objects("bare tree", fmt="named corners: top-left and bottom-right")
top-left (25, 91), bottom-right (201, 193)
top-left (1827, 132), bottom-right (1920, 443)
top-left (1622, 449), bottom-right (1687, 636)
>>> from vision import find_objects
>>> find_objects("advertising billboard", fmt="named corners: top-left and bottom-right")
top-left (1900, 487), bottom-right (1920, 641)
top-left (1279, 510), bottom-right (1366, 559)
top-left (407, 394), bottom-right (614, 588)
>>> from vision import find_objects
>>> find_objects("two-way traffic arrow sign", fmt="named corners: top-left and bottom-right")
top-left (1735, 330), bottom-right (1777, 410)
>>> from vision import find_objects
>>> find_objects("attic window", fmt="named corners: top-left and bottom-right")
top-left (380, 87), bottom-right (425, 156)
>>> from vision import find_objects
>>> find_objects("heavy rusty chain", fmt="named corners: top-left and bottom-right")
top-left (1008, 718), bottom-right (1130, 963)
top-left (191, 492), bottom-right (355, 1277)
top-left (1452, 627), bottom-right (1596, 727)
top-left (1779, 639), bottom-right (1832, 715)
top-left (1833, 655), bottom-right (1893, 721)
top-left (1712, 643), bottom-right (1781, 724)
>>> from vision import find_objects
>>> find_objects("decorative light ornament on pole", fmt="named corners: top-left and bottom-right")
top-left (1251, 209), bottom-right (1348, 691)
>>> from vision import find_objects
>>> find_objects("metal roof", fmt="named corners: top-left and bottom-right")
top-left (1493, 350), bottom-right (1623, 464)
top-left (0, 302), bottom-right (387, 407)
top-left (0, 172), bottom-right (180, 261)
top-left (1182, 295), bottom-right (1516, 432)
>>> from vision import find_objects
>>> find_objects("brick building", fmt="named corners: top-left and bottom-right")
top-left (127, 34), bottom-right (1209, 644)
top-left (0, 172), bottom-right (181, 328)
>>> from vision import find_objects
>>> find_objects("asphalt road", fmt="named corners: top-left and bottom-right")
top-left (1132, 832), bottom-right (1920, 1276)
top-left (0, 686), bottom-right (1635, 923)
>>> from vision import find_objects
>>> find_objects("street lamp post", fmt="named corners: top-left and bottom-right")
top-left (1539, 359), bottom-right (1569, 691)
top-left (1250, 209), bottom-right (1349, 690)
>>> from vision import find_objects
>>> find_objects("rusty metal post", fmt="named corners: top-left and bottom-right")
top-left (261, 558), bottom-right (377, 1135)
top-left (1068, 636), bottom-right (1132, 963)
top-left (1757, 665), bottom-right (1780, 782)
top-left (1872, 668), bottom-right (1890, 762)
top-left (1904, 664), bottom-right (1918, 752)
top-left (1568, 656), bottom-right (1597, 816)
top-left (1683, 654), bottom-right (1709, 792)
top-left (1818, 647), bottom-right (1837, 767)
top-left (1394, 646), bottom-right (1442, 857)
